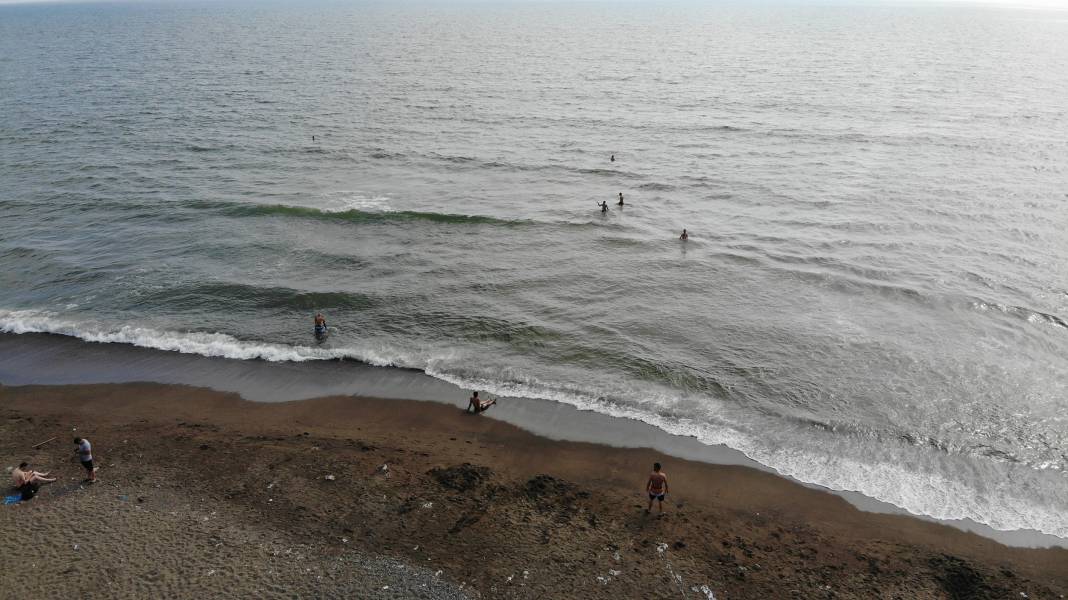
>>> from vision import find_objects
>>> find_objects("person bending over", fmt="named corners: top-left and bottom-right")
top-left (74, 437), bottom-right (96, 482)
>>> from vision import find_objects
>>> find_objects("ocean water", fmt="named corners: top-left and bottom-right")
top-left (1, 1), bottom-right (1067, 539)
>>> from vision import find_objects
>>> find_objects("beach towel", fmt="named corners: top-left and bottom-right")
top-left (3, 494), bottom-right (21, 505)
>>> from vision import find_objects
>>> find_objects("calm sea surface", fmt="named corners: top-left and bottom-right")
top-left (1, 1), bottom-right (1066, 537)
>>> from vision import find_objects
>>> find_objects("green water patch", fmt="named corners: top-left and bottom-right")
top-left (190, 200), bottom-right (527, 227)
top-left (127, 281), bottom-right (377, 312)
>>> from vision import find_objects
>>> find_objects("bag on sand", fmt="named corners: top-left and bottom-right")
top-left (18, 483), bottom-right (38, 501)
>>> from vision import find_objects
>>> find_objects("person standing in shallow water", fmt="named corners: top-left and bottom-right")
top-left (617, 192), bottom-right (624, 206)
top-left (598, 201), bottom-right (609, 213)
top-left (645, 462), bottom-right (668, 513)
top-left (679, 229), bottom-right (688, 240)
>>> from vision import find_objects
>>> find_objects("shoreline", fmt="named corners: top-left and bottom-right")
top-left (2, 382), bottom-right (1067, 598)
top-left (0, 331), bottom-right (1063, 550)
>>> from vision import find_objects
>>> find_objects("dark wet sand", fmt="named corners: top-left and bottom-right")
top-left (2, 383), bottom-right (1066, 599)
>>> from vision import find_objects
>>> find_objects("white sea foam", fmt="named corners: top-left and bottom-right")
top-left (320, 191), bottom-right (394, 213)
top-left (2, 308), bottom-right (1066, 540)
top-left (0, 310), bottom-right (370, 364)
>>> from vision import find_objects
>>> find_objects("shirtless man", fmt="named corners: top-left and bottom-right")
top-left (598, 201), bottom-right (609, 213)
top-left (679, 229), bottom-right (688, 240)
top-left (467, 391), bottom-right (496, 414)
top-left (645, 462), bottom-right (669, 514)
top-left (12, 462), bottom-right (55, 500)
top-left (617, 192), bottom-right (624, 206)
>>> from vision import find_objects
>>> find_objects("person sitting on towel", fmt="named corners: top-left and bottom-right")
top-left (11, 462), bottom-right (55, 500)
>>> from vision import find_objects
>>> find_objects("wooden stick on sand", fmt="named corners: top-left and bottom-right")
top-left (32, 437), bottom-right (57, 449)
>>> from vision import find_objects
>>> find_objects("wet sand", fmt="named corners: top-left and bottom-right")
top-left (2, 382), bottom-right (1066, 599)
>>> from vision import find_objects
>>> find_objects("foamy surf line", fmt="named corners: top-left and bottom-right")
top-left (1, 309), bottom-right (1065, 546)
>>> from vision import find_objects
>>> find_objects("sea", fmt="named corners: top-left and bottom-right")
top-left (1, 0), bottom-right (1066, 541)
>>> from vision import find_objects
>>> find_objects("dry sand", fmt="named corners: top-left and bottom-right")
top-left (1, 382), bottom-right (1066, 599)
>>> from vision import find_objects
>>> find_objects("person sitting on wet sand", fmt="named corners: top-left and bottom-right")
top-left (679, 229), bottom-right (688, 240)
top-left (645, 462), bottom-right (669, 514)
top-left (467, 391), bottom-right (496, 414)
top-left (12, 462), bottom-right (56, 500)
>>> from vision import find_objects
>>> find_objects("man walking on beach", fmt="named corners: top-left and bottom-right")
top-left (74, 437), bottom-right (96, 482)
top-left (645, 462), bottom-right (668, 514)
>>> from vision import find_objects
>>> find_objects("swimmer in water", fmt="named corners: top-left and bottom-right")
top-left (617, 192), bottom-right (624, 206)
top-left (598, 201), bottom-right (609, 213)
top-left (679, 229), bottom-right (688, 240)
top-left (611, 154), bottom-right (615, 162)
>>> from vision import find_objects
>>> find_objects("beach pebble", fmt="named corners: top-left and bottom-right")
top-left (324, 474), bottom-right (336, 481)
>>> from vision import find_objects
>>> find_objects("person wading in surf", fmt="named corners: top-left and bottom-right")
top-left (598, 201), bottom-right (609, 213)
top-left (618, 192), bottom-right (624, 206)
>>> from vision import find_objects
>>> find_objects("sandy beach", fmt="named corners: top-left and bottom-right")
top-left (1, 382), bottom-right (1065, 599)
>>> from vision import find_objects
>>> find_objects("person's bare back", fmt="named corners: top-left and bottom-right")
top-left (645, 462), bottom-right (669, 513)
